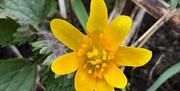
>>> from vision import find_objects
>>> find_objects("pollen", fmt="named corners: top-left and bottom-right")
top-left (89, 59), bottom-right (102, 65)
top-left (108, 55), bottom-right (115, 60)
top-left (83, 64), bottom-right (87, 69)
top-left (87, 52), bottom-right (94, 59)
top-left (108, 52), bottom-right (115, 60)
top-left (102, 50), bottom-right (107, 60)
top-left (88, 69), bottom-right (93, 74)
top-left (87, 49), bottom-right (99, 59)
top-left (102, 63), bottom-right (107, 67)
top-left (82, 43), bottom-right (116, 79)
top-left (95, 65), bottom-right (100, 68)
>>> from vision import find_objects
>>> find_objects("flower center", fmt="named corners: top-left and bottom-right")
top-left (76, 37), bottom-right (116, 79)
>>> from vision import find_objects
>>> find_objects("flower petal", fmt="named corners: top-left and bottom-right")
top-left (50, 19), bottom-right (86, 50)
top-left (114, 46), bottom-right (152, 67)
top-left (96, 79), bottom-right (114, 91)
top-left (104, 65), bottom-right (127, 88)
top-left (51, 52), bottom-right (83, 75)
top-left (75, 68), bottom-right (95, 91)
top-left (87, 0), bottom-right (108, 33)
top-left (104, 16), bottom-right (132, 47)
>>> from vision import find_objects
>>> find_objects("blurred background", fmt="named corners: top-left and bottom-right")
top-left (0, 0), bottom-right (179, 91)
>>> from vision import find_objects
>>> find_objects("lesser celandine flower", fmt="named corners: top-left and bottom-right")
top-left (50, 0), bottom-right (152, 91)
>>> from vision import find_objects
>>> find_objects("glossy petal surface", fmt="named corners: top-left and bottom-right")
top-left (87, 0), bottom-right (108, 33)
top-left (75, 68), bottom-right (95, 91)
top-left (96, 79), bottom-right (114, 91)
top-left (51, 19), bottom-right (86, 50)
top-left (115, 46), bottom-right (152, 67)
top-left (105, 16), bottom-right (132, 47)
top-left (51, 53), bottom-right (82, 75)
top-left (104, 65), bottom-right (127, 88)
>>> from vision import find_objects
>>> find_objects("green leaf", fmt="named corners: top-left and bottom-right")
top-left (170, 0), bottom-right (179, 9)
top-left (0, 0), bottom-right (57, 27)
top-left (41, 69), bottom-right (75, 91)
top-left (0, 58), bottom-right (36, 91)
top-left (105, 0), bottom-right (112, 9)
top-left (147, 62), bottom-right (180, 91)
top-left (71, 0), bottom-right (88, 31)
top-left (47, 0), bottom-right (57, 18)
top-left (115, 88), bottom-right (126, 91)
top-left (32, 41), bottom-right (47, 51)
top-left (31, 40), bottom-right (51, 54)
top-left (42, 53), bottom-right (56, 66)
top-left (13, 24), bottom-right (37, 45)
top-left (39, 47), bottom-right (50, 54)
top-left (0, 17), bottom-right (20, 45)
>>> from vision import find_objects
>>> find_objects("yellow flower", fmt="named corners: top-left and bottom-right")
top-left (50, 0), bottom-right (152, 91)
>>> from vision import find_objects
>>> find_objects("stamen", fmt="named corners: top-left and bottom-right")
top-left (108, 52), bottom-right (115, 60)
top-left (87, 49), bottom-right (99, 59)
top-left (89, 59), bottom-right (102, 65)
top-left (87, 52), bottom-right (94, 59)
top-left (102, 50), bottom-right (107, 60)
top-left (92, 49), bottom-right (99, 56)
top-left (88, 69), bottom-right (92, 74)
top-left (108, 55), bottom-right (115, 60)
top-left (95, 65), bottom-right (100, 68)
top-left (102, 63), bottom-right (107, 67)
top-left (96, 59), bottom-right (102, 63)
top-left (103, 56), bottom-right (107, 60)
top-left (83, 64), bottom-right (87, 69)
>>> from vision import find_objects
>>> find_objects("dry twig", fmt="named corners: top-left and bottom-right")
top-left (109, 0), bottom-right (127, 22)
top-left (131, 13), bottom-right (169, 47)
top-left (149, 54), bottom-right (165, 80)
top-left (131, 9), bottom-right (178, 47)
top-left (58, 0), bottom-right (67, 19)
top-left (131, 0), bottom-right (180, 25)
top-left (122, 8), bottom-right (146, 46)
top-left (9, 46), bottom-right (23, 58)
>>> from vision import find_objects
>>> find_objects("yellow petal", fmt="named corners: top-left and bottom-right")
top-left (104, 16), bottom-right (132, 47)
top-left (104, 65), bottom-right (127, 88)
top-left (114, 46), bottom-right (152, 67)
top-left (51, 52), bottom-right (83, 75)
top-left (87, 0), bottom-right (108, 33)
top-left (50, 19), bottom-right (86, 50)
top-left (75, 68), bottom-right (95, 91)
top-left (96, 79), bottom-right (114, 91)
